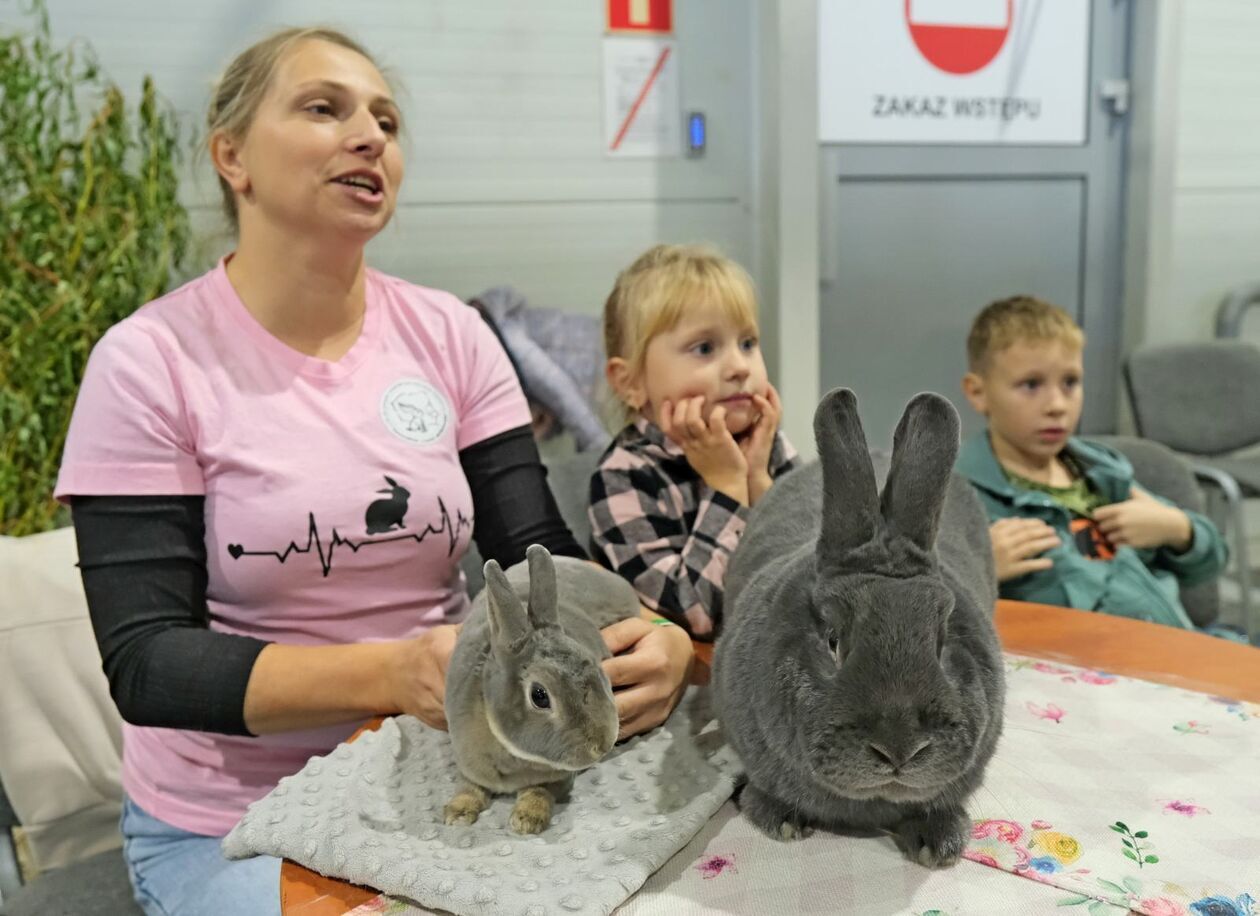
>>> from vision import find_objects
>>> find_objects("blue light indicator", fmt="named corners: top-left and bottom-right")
top-left (687, 112), bottom-right (706, 155)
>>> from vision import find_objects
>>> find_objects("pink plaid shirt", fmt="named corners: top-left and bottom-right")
top-left (587, 417), bottom-right (798, 638)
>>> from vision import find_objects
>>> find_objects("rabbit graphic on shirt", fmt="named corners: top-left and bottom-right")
top-left (366, 476), bottom-right (410, 534)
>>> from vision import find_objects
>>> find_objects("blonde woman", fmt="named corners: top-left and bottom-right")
top-left (56, 30), bottom-right (692, 915)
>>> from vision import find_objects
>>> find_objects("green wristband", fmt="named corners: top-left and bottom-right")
top-left (649, 617), bottom-right (676, 627)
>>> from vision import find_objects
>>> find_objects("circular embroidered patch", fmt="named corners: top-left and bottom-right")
top-left (380, 379), bottom-right (451, 445)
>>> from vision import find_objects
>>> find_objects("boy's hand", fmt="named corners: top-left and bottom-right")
top-left (1094, 487), bottom-right (1194, 552)
top-left (659, 396), bottom-right (750, 504)
top-left (740, 385), bottom-right (782, 505)
top-left (990, 518), bottom-right (1060, 582)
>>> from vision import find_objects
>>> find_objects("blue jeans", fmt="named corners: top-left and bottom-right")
top-left (120, 795), bottom-right (281, 916)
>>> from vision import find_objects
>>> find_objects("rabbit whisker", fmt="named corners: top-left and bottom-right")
top-left (999, 723), bottom-right (1095, 740)
top-left (972, 782), bottom-right (1019, 821)
top-left (985, 754), bottom-right (1064, 796)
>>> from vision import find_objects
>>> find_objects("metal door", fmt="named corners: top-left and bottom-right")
top-left (819, 0), bottom-right (1130, 444)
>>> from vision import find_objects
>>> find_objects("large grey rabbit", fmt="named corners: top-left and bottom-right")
top-left (443, 545), bottom-right (641, 834)
top-left (714, 388), bottom-right (1004, 867)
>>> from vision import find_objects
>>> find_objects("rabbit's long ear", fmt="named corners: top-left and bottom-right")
top-left (815, 388), bottom-right (880, 568)
top-left (881, 392), bottom-right (960, 553)
top-left (525, 544), bottom-right (559, 629)
top-left (484, 559), bottom-right (530, 652)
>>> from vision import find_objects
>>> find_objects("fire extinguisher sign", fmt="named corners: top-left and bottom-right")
top-left (606, 0), bottom-right (673, 36)
top-left (819, 0), bottom-right (1090, 145)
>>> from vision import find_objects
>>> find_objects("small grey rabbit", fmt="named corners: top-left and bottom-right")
top-left (714, 388), bottom-right (1004, 867)
top-left (443, 545), bottom-right (641, 833)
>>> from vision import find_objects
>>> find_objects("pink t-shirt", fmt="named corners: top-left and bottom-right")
top-left (55, 259), bottom-right (530, 836)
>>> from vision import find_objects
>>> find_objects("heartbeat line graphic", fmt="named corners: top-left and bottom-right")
top-left (226, 497), bottom-right (473, 578)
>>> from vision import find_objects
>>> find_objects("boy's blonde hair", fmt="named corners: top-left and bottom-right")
top-left (207, 27), bottom-right (392, 231)
top-left (966, 295), bottom-right (1085, 373)
top-left (604, 243), bottom-right (759, 393)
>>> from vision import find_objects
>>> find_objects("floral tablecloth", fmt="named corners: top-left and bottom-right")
top-left (348, 654), bottom-right (1260, 916)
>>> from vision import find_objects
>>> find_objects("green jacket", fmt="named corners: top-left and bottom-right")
top-left (955, 433), bottom-right (1228, 629)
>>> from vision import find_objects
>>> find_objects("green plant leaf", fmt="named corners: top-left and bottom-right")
top-left (1121, 839), bottom-right (1135, 849)
top-left (1144, 855), bottom-right (1159, 864)
top-left (0, 0), bottom-right (188, 536)
top-left (1113, 822), bottom-right (1129, 832)
top-left (1109, 824), bottom-right (1126, 834)
top-left (1123, 849), bottom-right (1138, 862)
top-left (1134, 831), bottom-right (1148, 839)
top-left (1058, 895), bottom-right (1091, 907)
top-left (1096, 879), bottom-right (1127, 895)
top-left (1122, 877), bottom-right (1144, 894)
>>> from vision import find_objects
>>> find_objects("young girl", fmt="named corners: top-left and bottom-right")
top-left (588, 244), bottom-right (798, 639)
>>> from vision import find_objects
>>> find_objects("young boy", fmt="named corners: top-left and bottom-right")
top-left (956, 295), bottom-right (1228, 631)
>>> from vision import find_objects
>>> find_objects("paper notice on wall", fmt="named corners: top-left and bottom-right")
top-left (602, 36), bottom-right (681, 158)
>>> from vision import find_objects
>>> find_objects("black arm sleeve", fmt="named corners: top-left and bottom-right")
top-left (459, 424), bottom-right (587, 568)
top-left (70, 495), bottom-right (268, 735)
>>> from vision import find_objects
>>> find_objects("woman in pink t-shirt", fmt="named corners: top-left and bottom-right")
top-left (55, 28), bottom-right (693, 916)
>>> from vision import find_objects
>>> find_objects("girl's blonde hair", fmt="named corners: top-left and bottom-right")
top-left (603, 244), bottom-right (759, 403)
top-left (206, 27), bottom-right (389, 231)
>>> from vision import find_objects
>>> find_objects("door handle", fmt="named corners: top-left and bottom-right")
top-left (1100, 78), bottom-right (1130, 116)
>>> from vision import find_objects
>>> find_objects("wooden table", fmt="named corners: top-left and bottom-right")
top-left (280, 599), bottom-right (1260, 914)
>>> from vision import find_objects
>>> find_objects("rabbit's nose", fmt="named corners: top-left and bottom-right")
top-left (868, 739), bottom-right (931, 771)
top-left (868, 742), bottom-right (896, 768)
top-left (588, 730), bottom-right (616, 758)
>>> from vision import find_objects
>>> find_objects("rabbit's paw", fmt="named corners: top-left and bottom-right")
top-left (443, 783), bottom-right (490, 826)
top-left (509, 786), bottom-right (554, 835)
top-left (739, 783), bottom-right (813, 842)
top-left (894, 807), bottom-right (967, 868)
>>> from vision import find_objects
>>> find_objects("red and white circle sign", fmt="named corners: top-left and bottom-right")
top-left (904, 0), bottom-right (1013, 75)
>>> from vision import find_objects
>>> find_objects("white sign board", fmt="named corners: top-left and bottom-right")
top-left (603, 36), bottom-right (681, 157)
top-left (819, 0), bottom-right (1090, 145)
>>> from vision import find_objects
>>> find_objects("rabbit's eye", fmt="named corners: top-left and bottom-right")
top-left (826, 632), bottom-right (841, 664)
top-left (529, 683), bottom-right (551, 710)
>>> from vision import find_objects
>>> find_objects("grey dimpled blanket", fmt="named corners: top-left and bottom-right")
top-left (222, 691), bottom-right (738, 916)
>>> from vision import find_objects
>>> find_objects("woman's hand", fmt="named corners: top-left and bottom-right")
top-left (740, 384), bottom-right (782, 505)
top-left (659, 396), bottom-right (749, 504)
top-left (388, 624), bottom-right (461, 730)
top-left (600, 616), bottom-right (694, 740)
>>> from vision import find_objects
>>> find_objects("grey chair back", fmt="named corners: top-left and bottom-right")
top-left (1216, 282), bottom-right (1260, 338)
top-left (1124, 341), bottom-right (1260, 455)
top-left (1090, 435), bottom-right (1219, 628)
top-left (460, 448), bottom-right (602, 597)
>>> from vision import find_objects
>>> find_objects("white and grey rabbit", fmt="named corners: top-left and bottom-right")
top-left (443, 544), bottom-right (641, 834)
top-left (713, 388), bottom-right (1004, 867)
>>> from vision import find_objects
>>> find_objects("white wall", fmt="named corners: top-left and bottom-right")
top-left (1123, 0), bottom-right (1260, 578)
top-left (754, 0), bottom-right (820, 455)
top-left (1135, 0), bottom-right (1260, 346)
top-left (18, 0), bottom-right (755, 318)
